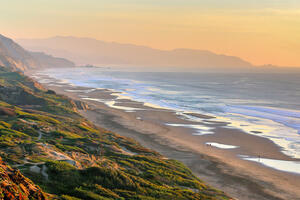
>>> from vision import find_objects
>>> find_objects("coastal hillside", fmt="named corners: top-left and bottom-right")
top-left (0, 66), bottom-right (231, 199)
top-left (30, 51), bottom-right (75, 69)
top-left (0, 34), bottom-right (40, 71)
top-left (18, 36), bottom-right (253, 70)
top-left (0, 34), bottom-right (75, 71)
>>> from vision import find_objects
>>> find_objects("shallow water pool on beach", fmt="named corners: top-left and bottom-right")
top-left (240, 155), bottom-right (300, 175)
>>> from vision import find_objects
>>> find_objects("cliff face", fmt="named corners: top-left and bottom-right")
top-left (0, 34), bottom-right (75, 71)
top-left (0, 157), bottom-right (47, 200)
top-left (0, 34), bottom-right (40, 71)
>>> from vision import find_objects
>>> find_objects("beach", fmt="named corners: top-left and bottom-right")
top-left (29, 72), bottom-right (300, 200)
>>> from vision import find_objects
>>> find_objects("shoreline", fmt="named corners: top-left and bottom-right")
top-left (28, 71), bottom-right (300, 200)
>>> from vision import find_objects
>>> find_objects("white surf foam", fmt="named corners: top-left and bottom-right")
top-left (224, 105), bottom-right (300, 133)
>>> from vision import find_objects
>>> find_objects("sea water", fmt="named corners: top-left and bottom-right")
top-left (37, 67), bottom-right (300, 160)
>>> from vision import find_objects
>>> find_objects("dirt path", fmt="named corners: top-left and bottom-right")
top-left (37, 131), bottom-right (43, 141)
top-left (41, 165), bottom-right (48, 181)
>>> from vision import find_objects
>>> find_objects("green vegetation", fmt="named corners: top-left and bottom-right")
top-left (0, 66), bottom-right (230, 199)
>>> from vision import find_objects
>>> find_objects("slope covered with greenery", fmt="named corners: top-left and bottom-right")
top-left (0, 66), bottom-right (230, 200)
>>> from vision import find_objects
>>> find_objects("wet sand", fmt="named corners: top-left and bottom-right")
top-left (29, 72), bottom-right (300, 200)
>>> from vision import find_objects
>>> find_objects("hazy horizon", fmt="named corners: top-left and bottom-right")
top-left (14, 35), bottom-right (300, 71)
top-left (12, 34), bottom-right (300, 69)
top-left (2, 0), bottom-right (300, 67)
top-left (17, 35), bottom-right (254, 70)
top-left (16, 35), bottom-right (300, 68)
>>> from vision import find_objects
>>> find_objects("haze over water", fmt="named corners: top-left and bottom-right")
top-left (39, 67), bottom-right (300, 159)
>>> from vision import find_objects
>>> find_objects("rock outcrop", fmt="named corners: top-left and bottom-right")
top-left (72, 100), bottom-right (90, 111)
top-left (0, 157), bottom-right (48, 200)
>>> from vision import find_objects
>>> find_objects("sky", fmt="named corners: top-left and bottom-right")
top-left (1, 0), bottom-right (300, 67)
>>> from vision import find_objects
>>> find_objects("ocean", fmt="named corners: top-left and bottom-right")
top-left (36, 67), bottom-right (300, 159)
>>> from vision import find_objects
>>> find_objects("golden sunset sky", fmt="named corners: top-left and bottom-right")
top-left (1, 0), bottom-right (300, 66)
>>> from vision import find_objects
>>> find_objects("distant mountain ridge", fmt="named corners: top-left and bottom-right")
top-left (18, 36), bottom-right (253, 70)
top-left (0, 34), bottom-right (75, 71)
